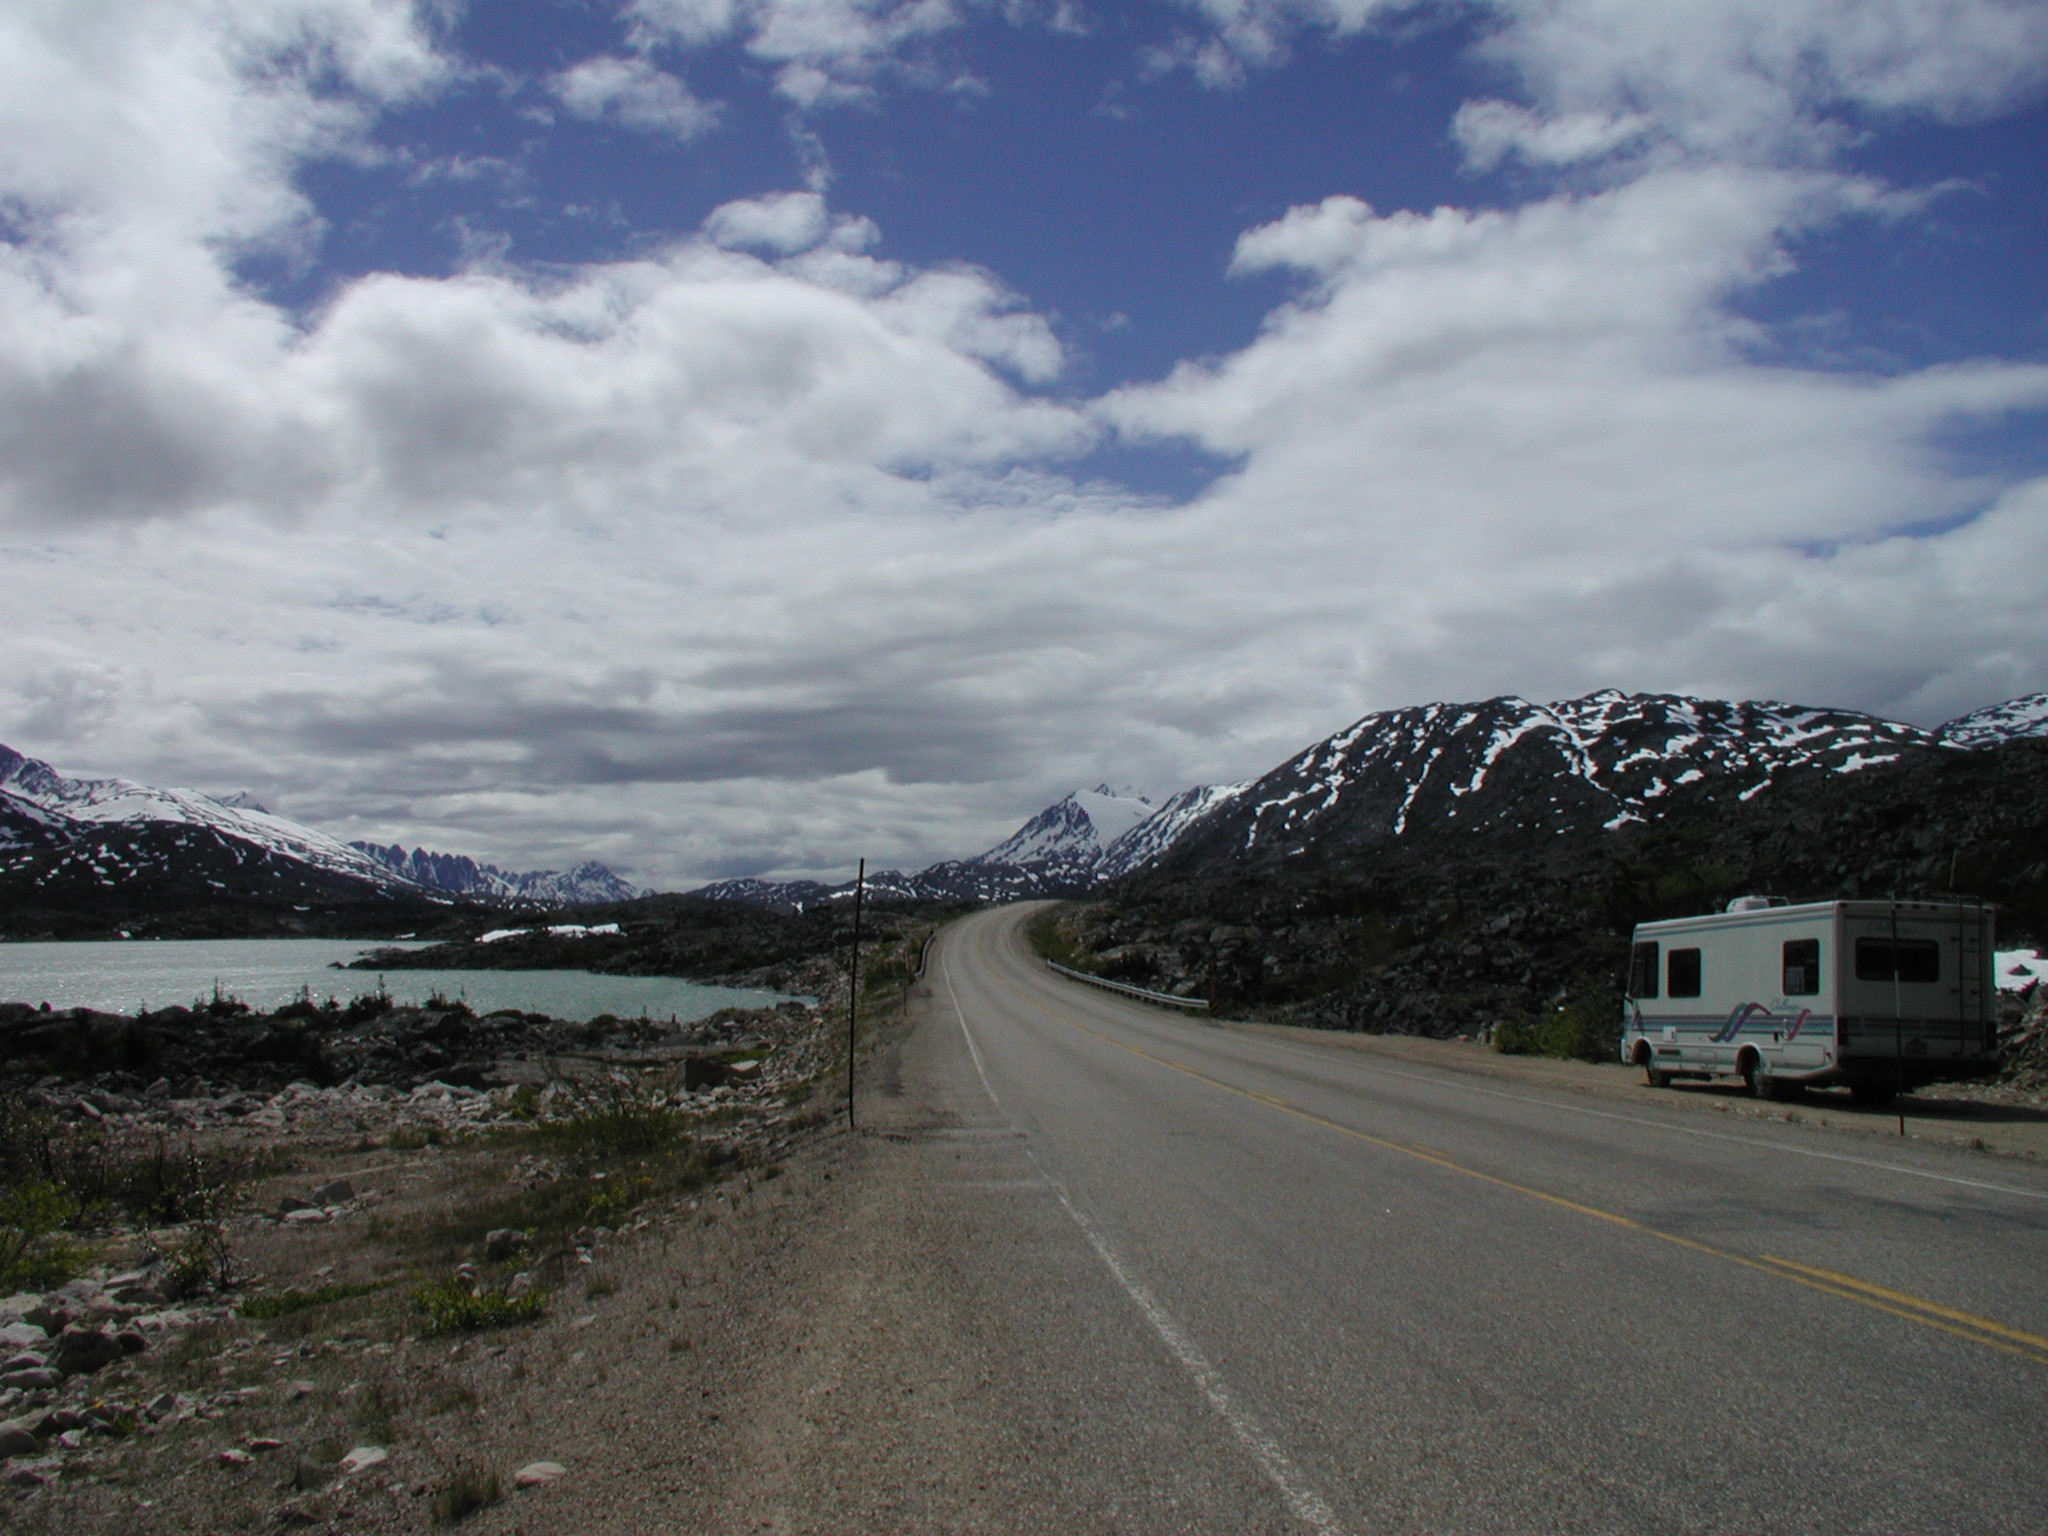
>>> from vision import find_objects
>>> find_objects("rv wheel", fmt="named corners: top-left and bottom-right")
top-left (1644, 1062), bottom-right (1672, 1089)
top-left (1743, 1058), bottom-right (1775, 1101)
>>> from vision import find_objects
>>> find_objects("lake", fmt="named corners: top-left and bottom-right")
top-left (0, 939), bottom-right (797, 1022)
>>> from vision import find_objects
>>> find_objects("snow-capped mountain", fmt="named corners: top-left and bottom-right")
top-left (350, 844), bottom-right (643, 906)
top-left (0, 744), bottom-right (405, 890)
top-left (1160, 691), bottom-right (1943, 865)
top-left (1938, 692), bottom-right (2048, 748)
top-left (0, 743), bottom-right (639, 912)
top-left (976, 786), bottom-right (1158, 881)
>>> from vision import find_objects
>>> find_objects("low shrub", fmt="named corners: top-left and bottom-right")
top-left (414, 1277), bottom-right (548, 1334)
top-left (0, 1179), bottom-right (86, 1291)
top-left (1494, 1001), bottom-right (1610, 1063)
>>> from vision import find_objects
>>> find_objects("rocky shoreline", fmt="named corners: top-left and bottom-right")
top-left (0, 942), bottom-right (888, 1523)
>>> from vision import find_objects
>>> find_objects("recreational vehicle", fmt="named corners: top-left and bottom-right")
top-left (1619, 898), bottom-right (1997, 1103)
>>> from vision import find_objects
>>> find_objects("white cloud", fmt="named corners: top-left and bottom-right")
top-left (631, 0), bottom-right (969, 105)
top-left (1452, 99), bottom-right (1653, 171)
top-left (704, 190), bottom-right (835, 253)
top-left (550, 54), bottom-right (718, 139)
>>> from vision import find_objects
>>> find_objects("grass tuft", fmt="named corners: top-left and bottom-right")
top-left (239, 1280), bottom-right (392, 1320)
top-left (431, 1466), bottom-right (502, 1525)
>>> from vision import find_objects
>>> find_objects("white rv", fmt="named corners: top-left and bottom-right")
top-left (1619, 897), bottom-right (1998, 1103)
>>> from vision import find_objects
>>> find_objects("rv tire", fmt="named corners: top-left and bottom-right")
top-left (1742, 1056), bottom-right (1777, 1101)
top-left (1644, 1062), bottom-right (1672, 1088)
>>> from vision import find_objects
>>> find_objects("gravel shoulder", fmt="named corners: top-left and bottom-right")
top-left (1218, 1017), bottom-right (2048, 1162)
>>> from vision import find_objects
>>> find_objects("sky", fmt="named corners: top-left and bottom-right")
top-left (5, 0), bottom-right (2047, 889)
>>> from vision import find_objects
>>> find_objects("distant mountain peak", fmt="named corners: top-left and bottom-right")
top-left (349, 843), bottom-right (643, 907)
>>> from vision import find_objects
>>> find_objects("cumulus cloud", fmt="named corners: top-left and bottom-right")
top-left (550, 54), bottom-right (718, 138)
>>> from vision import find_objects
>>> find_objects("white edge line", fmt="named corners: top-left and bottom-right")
top-left (939, 924), bottom-right (1349, 1536)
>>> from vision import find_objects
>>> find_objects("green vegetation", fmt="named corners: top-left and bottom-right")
top-left (413, 1276), bottom-right (549, 1334)
top-left (0, 1179), bottom-right (86, 1290)
top-left (1025, 906), bottom-right (1088, 971)
top-left (1493, 1000), bottom-right (1613, 1063)
top-left (0, 1090), bottom-right (261, 1292)
top-left (238, 1280), bottom-right (393, 1319)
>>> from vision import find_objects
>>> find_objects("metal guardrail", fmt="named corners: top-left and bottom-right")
top-left (1046, 961), bottom-right (1209, 1011)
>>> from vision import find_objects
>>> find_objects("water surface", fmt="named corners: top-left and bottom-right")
top-left (0, 939), bottom-right (792, 1022)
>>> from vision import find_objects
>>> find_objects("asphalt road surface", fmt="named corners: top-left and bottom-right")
top-left (827, 902), bottom-right (2048, 1535)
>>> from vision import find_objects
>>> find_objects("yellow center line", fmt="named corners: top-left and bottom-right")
top-left (974, 934), bottom-right (2048, 1372)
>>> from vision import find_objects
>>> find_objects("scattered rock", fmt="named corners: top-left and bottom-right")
top-left (0, 1323), bottom-right (48, 1350)
top-left (0, 1425), bottom-right (40, 1459)
top-left (484, 1229), bottom-right (529, 1262)
top-left (340, 1445), bottom-right (389, 1475)
top-left (282, 1207), bottom-right (332, 1226)
top-left (247, 1436), bottom-right (285, 1452)
top-left (115, 1328), bottom-right (148, 1355)
top-left (218, 1447), bottom-right (254, 1466)
top-left (0, 1369), bottom-right (57, 1392)
top-left (312, 1177), bottom-right (356, 1204)
top-left (22, 1304), bottom-right (68, 1334)
top-left (284, 1380), bottom-right (316, 1400)
top-left (513, 1460), bottom-right (566, 1488)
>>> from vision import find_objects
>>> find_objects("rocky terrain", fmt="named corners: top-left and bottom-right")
top-left (0, 915), bottom-right (929, 1527)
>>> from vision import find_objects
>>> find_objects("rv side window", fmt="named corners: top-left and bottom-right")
top-left (1782, 938), bottom-right (1820, 996)
top-left (1855, 937), bottom-right (1940, 984)
top-left (1668, 948), bottom-right (1702, 998)
top-left (1628, 942), bottom-right (1659, 999)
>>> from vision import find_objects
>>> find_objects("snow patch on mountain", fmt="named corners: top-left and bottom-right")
top-left (1939, 693), bottom-right (2048, 748)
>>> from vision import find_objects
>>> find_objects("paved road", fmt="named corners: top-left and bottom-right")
top-left (870, 902), bottom-right (2048, 1535)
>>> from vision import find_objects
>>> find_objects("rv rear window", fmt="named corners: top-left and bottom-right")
top-left (1855, 937), bottom-right (1940, 984)
top-left (1782, 938), bottom-right (1820, 996)
top-left (1628, 942), bottom-right (1659, 999)
top-left (1668, 947), bottom-right (1702, 998)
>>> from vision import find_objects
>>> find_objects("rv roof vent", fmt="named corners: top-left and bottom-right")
top-left (1725, 895), bottom-right (1789, 913)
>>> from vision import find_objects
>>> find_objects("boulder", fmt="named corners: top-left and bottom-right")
top-left (0, 1425), bottom-right (40, 1460)
top-left (311, 1178), bottom-right (355, 1205)
top-left (0, 1323), bottom-right (45, 1350)
top-left (484, 1229), bottom-right (529, 1262)
top-left (115, 1329), bottom-right (148, 1355)
top-left (50, 1326), bottom-right (121, 1377)
top-left (681, 1056), bottom-right (730, 1091)
top-left (513, 1460), bottom-right (566, 1488)
top-left (0, 1370), bottom-right (57, 1392)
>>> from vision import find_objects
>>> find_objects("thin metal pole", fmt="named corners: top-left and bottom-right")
top-left (847, 858), bottom-right (865, 1130)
